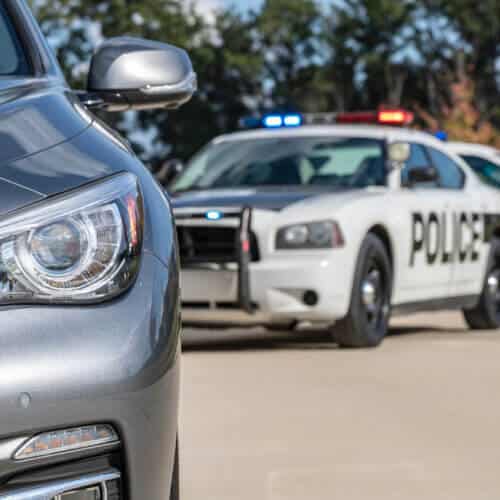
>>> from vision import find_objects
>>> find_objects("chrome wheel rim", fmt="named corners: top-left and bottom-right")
top-left (487, 269), bottom-right (500, 312)
top-left (361, 261), bottom-right (388, 329)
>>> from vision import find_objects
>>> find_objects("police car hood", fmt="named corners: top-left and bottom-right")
top-left (171, 186), bottom-right (383, 213)
top-left (171, 186), bottom-right (375, 212)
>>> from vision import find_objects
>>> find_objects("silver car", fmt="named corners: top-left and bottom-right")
top-left (0, 1), bottom-right (195, 498)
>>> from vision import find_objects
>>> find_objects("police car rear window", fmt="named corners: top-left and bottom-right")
top-left (172, 137), bottom-right (386, 191)
top-left (0, 4), bottom-right (30, 76)
top-left (461, 155), bottom-right (500, 188)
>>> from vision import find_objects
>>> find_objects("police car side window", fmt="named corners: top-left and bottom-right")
top-left (401, 144), bottom-right (436, 188)
top-left (427, 147), bottom-right (465, 190)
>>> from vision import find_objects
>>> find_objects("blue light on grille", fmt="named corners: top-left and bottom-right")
top-left (206, 210), bottom-right (223, 221)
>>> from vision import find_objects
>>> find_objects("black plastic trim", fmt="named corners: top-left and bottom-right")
top-left (392, 295), bottom-right (479, 316)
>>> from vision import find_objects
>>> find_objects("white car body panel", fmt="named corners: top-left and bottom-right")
top-left (173, 126), bottom-right (500, 326)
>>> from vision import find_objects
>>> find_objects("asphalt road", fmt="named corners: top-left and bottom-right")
top-left (180, 311), bottom-right (500, 500)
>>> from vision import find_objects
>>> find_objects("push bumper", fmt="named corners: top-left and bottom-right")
top-left (0, 254), bottom-right (181, 500)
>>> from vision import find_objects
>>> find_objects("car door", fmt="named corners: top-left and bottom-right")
top-left (394, 143), bottom-right (456, 303)
top-left (426, 146), bottom-right (488, 298)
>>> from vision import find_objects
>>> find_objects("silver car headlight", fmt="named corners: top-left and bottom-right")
top-left (0, 172), bottom-right (143, 304)
top-left (276, 220), bottom-right (344, 250)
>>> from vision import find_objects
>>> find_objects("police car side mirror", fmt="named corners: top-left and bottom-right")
top-left (85, 37), bottom-right (197, 112)
top-left (407, 165), bottom-right (439, 187)
top-left (388, 142), bottom-right (411, 164)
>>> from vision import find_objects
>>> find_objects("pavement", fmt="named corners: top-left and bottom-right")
top-left (180, 311), bottom-right (500, 500)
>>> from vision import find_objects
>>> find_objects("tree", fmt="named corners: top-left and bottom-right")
top-left (31, 0), bottom-right (264, 172)
top-left (30, 0), bottom-right (500, 164)
top-left (427, 0), bottom-right (500, 120)
top-left (256, 0), bottom-right (322, 110)
top-left (146, 8), bottom-right (264, 171)
top-left (417, 59), bottom-right (500, 148)
top-left (321, 0), bottom-right (416, 111)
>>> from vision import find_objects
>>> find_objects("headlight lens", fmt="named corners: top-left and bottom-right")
top-left (0, 172), bottom-right (143, 304)
top-left (276, 220), bottom-right (344, 250)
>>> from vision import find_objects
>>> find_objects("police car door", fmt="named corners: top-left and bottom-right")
top-left (426, 146), bottom-right (487, 298)
top-left (396, 143), bottom-right (455, 302)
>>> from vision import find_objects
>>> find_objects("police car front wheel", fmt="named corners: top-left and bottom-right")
top-left (463, 238), bottom-right (500, 330)
top-left (332, 234), bottom-right (392, 348)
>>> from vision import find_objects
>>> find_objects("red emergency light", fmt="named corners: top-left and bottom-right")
top-left (335, 111), bottom-right (378, 124)
top-left (334, 108), bottom-right (414, 126)
top-left (377, 109), bottom-right (414, 125)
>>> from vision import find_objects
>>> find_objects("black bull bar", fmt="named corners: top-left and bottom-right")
top-left (175, 207), bottom-right (254, 314)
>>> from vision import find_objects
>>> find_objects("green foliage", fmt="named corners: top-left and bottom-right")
top-left (257, 0), bottom-right (321, 108)
top-left (30, 0), bottom-right (500, 175)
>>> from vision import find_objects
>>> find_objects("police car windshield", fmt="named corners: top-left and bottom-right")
top-left (172, 137), bottom-right (386, 192)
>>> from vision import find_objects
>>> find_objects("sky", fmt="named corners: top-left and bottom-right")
top-left (194, 0), bottom-right (264, 16)
top-left (193, 0), bottom-right (333, 17)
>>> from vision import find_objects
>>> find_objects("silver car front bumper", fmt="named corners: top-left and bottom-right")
top-left (1, 469), bottom-right (120, 499)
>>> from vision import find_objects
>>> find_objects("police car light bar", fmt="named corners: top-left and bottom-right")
top-left (303, 109), bottom-right (414, 126)
top-left (335, 111), bottom-right (378, 124)
top-left (242, 108), bottom-right (414, 129)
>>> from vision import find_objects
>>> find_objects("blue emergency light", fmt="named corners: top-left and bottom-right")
top-left (263, 114), bottom-right (284, 128)
top-left (262, 113), bottom-right (303, 128)
top-left (434, 130), bottom-right (448, 142)
top-left (283, 114), bottom-right (303, 127)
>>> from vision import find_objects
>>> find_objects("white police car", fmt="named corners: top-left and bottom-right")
top-left (447, 142), bottom-right (500, 189)
top-left (170, 110), bottom-right (500, 347)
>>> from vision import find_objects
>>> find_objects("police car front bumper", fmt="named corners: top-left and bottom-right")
top-left (181, 251), bottom-right (353, 327)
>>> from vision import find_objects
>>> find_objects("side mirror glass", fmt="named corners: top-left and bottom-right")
top-left (87, 37), bottom-right (196, 112)
top-left (388, 142), bottom-right (411, 164)
top-left (407, 165), bottom-right (439, 187)
top-left (158, 158), bottom-right (185, 186)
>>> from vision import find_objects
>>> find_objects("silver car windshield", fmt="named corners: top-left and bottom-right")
top-left (0, 3), bottom-right (30, 76)
top-left (171, 137), bottom-right (386, 192)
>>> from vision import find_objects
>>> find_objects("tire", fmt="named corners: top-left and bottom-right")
top-left (463, 238), bottom-right (500, 330)
top-left (170, 437), bottom-right (179, 500)
top-left (332, 234), bottom-right (392, 348)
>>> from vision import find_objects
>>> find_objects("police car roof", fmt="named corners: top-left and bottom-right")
top-left (447, 141), bottom-right (500, 157)
top-left (213, 125), bottom-right (447, 149)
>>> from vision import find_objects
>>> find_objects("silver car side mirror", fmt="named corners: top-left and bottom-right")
top-left (86, 37), bottom-right (197, 112)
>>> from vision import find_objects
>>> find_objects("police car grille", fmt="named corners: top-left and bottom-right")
top-left (177, 226), bottom-right (260, 264)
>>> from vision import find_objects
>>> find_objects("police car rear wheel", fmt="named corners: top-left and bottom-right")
top-left (332, 234), bottom-right (391, 348)
top-left (463, 239), bottom-right (500, 330)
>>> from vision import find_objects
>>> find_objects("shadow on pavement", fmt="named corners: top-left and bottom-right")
top-left (388, 325), bottom-right (467, 337)
top-left (182, 322), bottom-right (469, 352)
top-left (182, 327), bottom-right (334, 352)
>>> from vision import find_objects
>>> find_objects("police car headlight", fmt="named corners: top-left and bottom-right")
top-left (0, 173), bottom-right (143, 304)
top-left (276, 221), bottom-right (344, 250)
